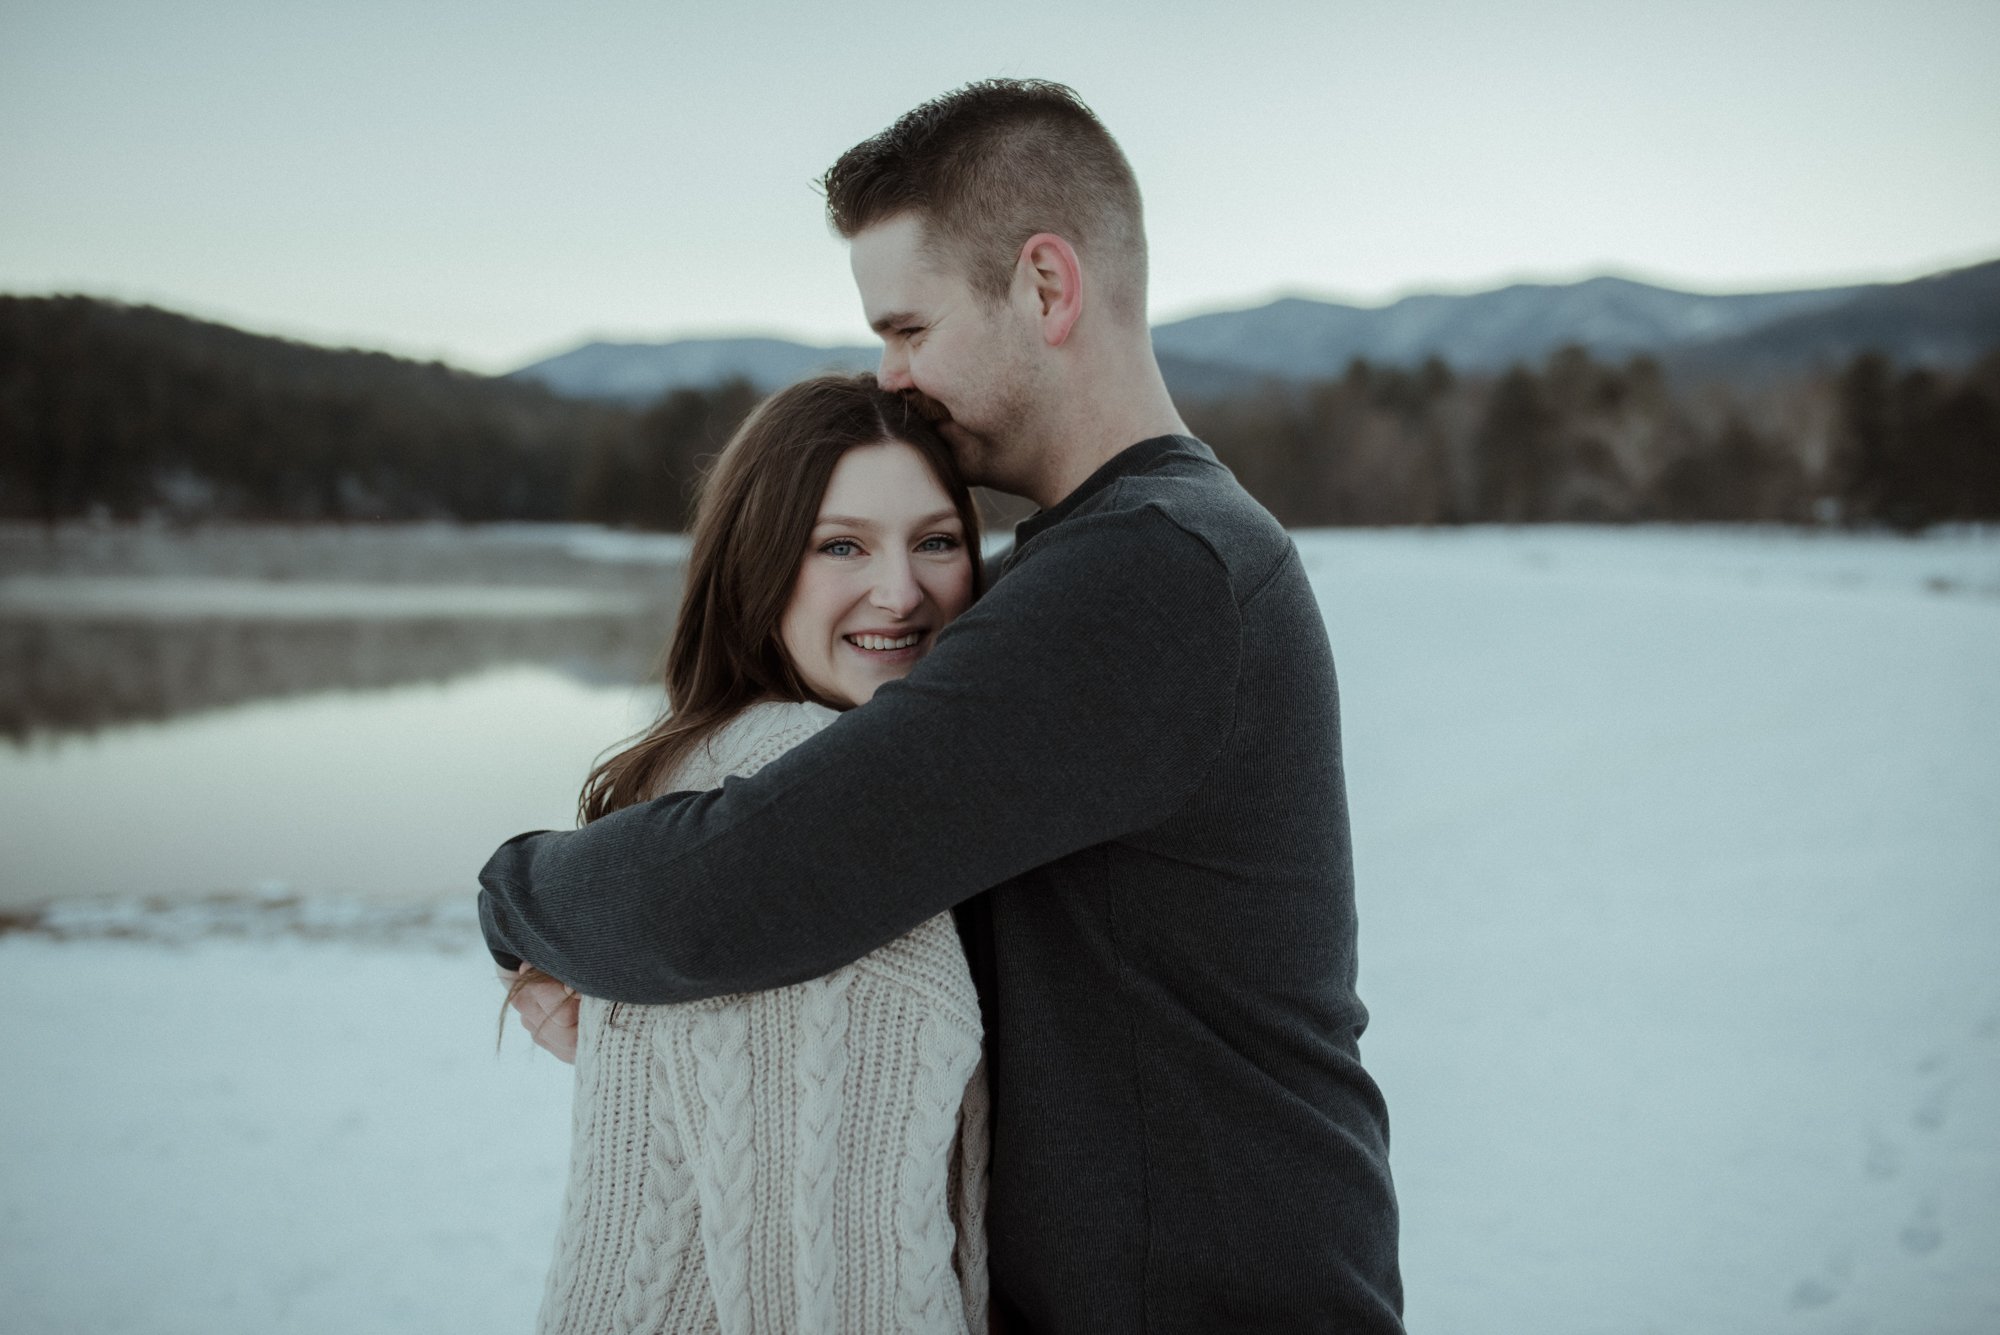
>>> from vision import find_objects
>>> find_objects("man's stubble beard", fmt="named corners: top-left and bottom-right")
top-left (901, 387), bottom-right (954, 428)
top-left (902, 386), bottom-right (1033, 495)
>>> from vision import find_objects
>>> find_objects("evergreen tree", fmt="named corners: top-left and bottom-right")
top-left (1473, 368), bottom-right (1552, 521)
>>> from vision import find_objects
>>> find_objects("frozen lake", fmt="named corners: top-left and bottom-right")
top-left (2, 524), bottom-right (1998, 1333)
top-left (0, 666), bottom-right (655, 911)
top-left (0, 521), bottom-right (685, 910)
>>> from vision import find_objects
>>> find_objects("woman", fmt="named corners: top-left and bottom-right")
top-left (521, 374), bottom-right (990, 1335)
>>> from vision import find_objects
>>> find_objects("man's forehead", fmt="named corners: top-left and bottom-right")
top-left (850, 215), bottom-right (953, 314)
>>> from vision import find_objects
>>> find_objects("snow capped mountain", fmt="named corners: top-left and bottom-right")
top-left (1666, 260), bottom-right (2000, 379)
top-left (1149, 276), bottom-right (1866, 377)
top-left (515, 337), bottom-right (875, 405)
top-left (510, 261), bottom-right (1999, 405)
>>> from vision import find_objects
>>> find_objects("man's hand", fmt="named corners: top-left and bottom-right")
top-left (500, 963), bottom-right (580, 1063)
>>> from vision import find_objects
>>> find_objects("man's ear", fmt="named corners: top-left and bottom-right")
top-left (1015, 232), bottom-right (1083, 347)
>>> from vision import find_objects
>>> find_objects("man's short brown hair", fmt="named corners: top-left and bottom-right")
top-left (821, 79), bottom-right (1148, 325)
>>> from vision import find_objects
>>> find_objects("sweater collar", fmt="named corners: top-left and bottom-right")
top-left (1012, 435), bottom-right (1214, 549)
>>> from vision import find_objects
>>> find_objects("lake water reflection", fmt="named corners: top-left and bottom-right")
top-left (0, 665), bottom-right (660, 911)
top-left (0, 523), bottom-right (689, 914)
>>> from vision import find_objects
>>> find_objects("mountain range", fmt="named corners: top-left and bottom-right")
top-left (511, 259), bottom-right (2000, 405)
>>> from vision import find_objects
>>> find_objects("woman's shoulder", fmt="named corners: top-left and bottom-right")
top-left (716, 698), bottom-right (841, 755)
top-left (726, 697), bottom-right (841, 734)
top-left (677, 698), bottom-right (841, 788)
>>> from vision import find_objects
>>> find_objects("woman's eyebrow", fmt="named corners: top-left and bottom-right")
top-left (814, 510), bottom-right (962, 529)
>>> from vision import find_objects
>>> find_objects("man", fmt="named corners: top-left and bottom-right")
top-left (485, 79), bottom-right (1403, 1332)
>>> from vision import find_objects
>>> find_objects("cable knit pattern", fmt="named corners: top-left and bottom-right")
top-left (611, 1037), bottom-right (702, 1334)
top-left (790, 971), bottom-right (850, 1330)
top-left (949, 1055), bottom-right (990, 1326)
top-left (536, 700), bottom-right (988, 1335)
top-left (895, 1013), bottom-right (968, 1332)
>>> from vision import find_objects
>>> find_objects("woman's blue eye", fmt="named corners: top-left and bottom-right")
top-left (820, 539), bottom-right (861, 557)
top-left (917, 535), bottom-right (961, 553)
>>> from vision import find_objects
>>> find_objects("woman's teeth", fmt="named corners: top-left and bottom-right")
top-left (847, 632), bottom-right (922, 651)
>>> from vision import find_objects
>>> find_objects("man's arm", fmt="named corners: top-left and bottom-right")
top-left (479, 507), bottom-right (1237, 1003)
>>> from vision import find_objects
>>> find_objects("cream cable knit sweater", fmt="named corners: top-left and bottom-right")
top-left (535, 700), bottom-right (989, 1335)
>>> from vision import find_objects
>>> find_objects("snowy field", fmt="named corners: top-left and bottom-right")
top-left (3, 525), bottom-right (1997, 1334)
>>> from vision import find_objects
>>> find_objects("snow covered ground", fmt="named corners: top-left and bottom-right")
top-left (3, 525), bottom-right (1997, 1333)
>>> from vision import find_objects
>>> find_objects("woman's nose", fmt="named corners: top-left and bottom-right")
top-left (869, 556), bottom-right (923, 616)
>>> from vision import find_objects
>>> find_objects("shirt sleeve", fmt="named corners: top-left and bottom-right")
top-left (477, 503), bottom-right (1239, 1002)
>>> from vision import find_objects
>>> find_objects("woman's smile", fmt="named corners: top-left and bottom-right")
top-left (844, 627), bottom-right (928, 655)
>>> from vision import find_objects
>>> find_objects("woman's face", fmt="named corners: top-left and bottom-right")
top-left (778, 438), bottom-right (976, 708)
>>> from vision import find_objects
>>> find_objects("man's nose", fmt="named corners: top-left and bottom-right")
top-left (877, 343), bottom-right (912, 393)
top-left (869, 555), bottom-right (923, 616)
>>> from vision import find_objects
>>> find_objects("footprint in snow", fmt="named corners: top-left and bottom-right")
top-left (1898, 1197), bottom-right (1943, 1257)
top-left (1786, 1252), bottom-right (1853, 1312)
top-left (1863, 1126), bottom-right (1902, 1180)
top-left (1787, 1276), bottom-right (1841, 1312)
top-left (1912, 1080), bottom-right (1952, 1132)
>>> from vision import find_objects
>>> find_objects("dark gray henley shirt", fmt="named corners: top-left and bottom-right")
top-left (480, 435), bottom-right (1404, 1333)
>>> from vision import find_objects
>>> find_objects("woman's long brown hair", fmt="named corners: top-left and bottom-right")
top-left (502, 374), bottom-right (984, 1046)
top-left (578, 372), bottom-right (985, 824)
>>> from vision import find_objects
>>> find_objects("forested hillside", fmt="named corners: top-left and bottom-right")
top-left (4, 294), bottom-right (1995, 531)
top-left (0, 296), bottom-right (749, 529)
top-left (1188, 349), bottom-right (2000, 529)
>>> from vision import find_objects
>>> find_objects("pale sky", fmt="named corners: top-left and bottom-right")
top-left (4, 0), bottom-right (1997, 373)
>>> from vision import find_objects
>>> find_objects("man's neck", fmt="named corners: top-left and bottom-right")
top-left (1024, 352), bottom-right (1189, 510)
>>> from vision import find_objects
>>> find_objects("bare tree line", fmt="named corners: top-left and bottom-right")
top-left (1185, 348), bottom-right (2000, 530)
top-left (5, 296), bottom-right (1995, 532)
